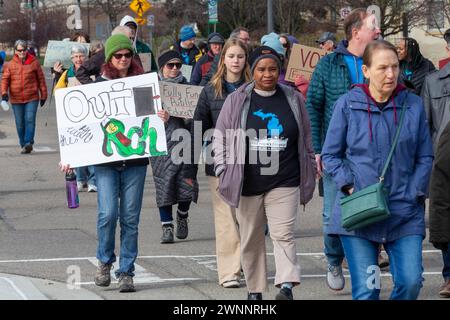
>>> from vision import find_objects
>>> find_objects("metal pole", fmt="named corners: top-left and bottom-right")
top-left (267, 0), bottom-right (273, 33)
top-left (214, 23), bottom-right (216, 33)
top-left (30, 0), bottom-right (35, 44)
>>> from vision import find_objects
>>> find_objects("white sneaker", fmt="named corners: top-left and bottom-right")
top-left (88, 184), bottom-right (97, 192)
top-left (77, 182), bottom-right (86, 192)
top-left (327, 264), bottom-right (345, 291)
top-left (222, 279), bottom-right (240, 288)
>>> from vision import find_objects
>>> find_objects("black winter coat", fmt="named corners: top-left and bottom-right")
top-left (429, 121), bottom-right (450, 245)
top-left (400, 58), bottom-right (436, 95)
top-left (150, 76), bottom-right (199, 207)
top-left (186, 80), bottom-right (243, 179)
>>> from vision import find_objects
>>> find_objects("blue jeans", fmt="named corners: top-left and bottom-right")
top-left (95, 165), bottom-right (147, 278)
top-left (340, 235), bottom-right (423, 300)
top-left (12, 100), bottom-right (39, 148)
top-left (76, 166), bottom-right (96, 186)
top-left (159, 201), bottom-right (191, 223)
top-left (322, 171), bottom-right (345, 266)
top-left (442, 243), bottom-right (450, 281)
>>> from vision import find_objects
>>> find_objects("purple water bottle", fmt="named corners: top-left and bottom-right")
top-left (65, 172), bottom-right (79, 209)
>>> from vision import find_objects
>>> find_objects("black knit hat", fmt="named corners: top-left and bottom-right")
top-left (158, 50), bottom-right (182, 69)
top-left (248, 45), bottom-right (282, 74)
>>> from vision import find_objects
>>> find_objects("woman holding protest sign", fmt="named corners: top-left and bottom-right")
top-left (150, 50), bottom-right (199, 244)
top-left (59, 34), bottom-right (169, 293)
top-left (185, 38), bottom-right (251, 289)
top-left (1, 39), bottom-right (48, 154)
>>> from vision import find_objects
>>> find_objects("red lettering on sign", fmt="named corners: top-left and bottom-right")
top-left (300, 48), bottom-right (311, 67)
top-left (309, 52), bottom-right (322, 69)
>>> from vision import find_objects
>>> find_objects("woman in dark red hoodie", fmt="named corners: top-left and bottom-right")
top-left (1, 40), bottom-right (47, 154)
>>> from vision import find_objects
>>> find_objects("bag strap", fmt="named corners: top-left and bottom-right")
top-left (379, 100), bottom-right (407, 182)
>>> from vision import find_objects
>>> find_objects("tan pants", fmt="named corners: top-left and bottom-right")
top-left (209, 177), bottom-right (241, 285)
top-left (236, 187), bottom-right (301, 293)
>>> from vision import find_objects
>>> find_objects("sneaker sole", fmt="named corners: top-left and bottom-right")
top-left (222, 281), bottom-right (240, 288)
top-left (119, 286), bottom-right (136, 293)
top-left (160, 240), bottom-right (174, 244)
top-left (94, 279), bottom-right (111, 287)
top-left (439, 291), bottom-right (450, 298)
top-left (326, 280), bottom-right (345, 291)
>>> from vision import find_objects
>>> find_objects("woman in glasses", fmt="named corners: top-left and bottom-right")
top-left (150, 50), bottom-right (198, 244)
top-left (186, 38), bottom-right (251, 289)
top-left (1, 39), bottom-right (47, 154)
top-left (60, 34), bottom-right (169, 293)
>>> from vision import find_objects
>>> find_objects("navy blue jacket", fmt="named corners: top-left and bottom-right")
top-left (321, 85), bottom-right (433, 242)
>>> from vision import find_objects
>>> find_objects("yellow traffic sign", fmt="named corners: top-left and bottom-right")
top-left (135, 17), bottom-right (147, 26)
top-left (129, 0), bottom-right (151, 17)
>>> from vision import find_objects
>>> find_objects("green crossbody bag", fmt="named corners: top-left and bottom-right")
top-left (340, 102), bottom-right (406, 232)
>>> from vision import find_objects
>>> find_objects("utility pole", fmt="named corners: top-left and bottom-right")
top-left (30, 0), bottom-right (35, 45)
top-left (267, 0), bottom-right (274, 33)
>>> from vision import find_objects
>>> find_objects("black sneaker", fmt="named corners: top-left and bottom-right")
top-left (275, 287), bottom-right (293, 300)
top-left (118, 273), bottom-right (135, 293)
top-left (161, 224), bottom-right (174, 243)
top-left (247, 292), bottom-right (263, 300)
top-left (176, 214), bottom-right (189, 239)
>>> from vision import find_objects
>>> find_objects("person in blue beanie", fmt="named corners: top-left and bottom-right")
top-left (170, 25), bottom-right (203, 78)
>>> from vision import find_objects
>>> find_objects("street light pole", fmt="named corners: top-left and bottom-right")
top-left (267, 0), bottom-right (274, 33)
top-left (30, 0), bottom-right (35, 44)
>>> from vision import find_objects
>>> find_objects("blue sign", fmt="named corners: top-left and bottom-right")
top-left (208, 0), bottom-right (218, 23)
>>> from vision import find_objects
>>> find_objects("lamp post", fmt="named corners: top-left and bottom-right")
top-left (267, 0), bottom-right (274, 33)
top-left (30, 0), bottom-right (36, 44)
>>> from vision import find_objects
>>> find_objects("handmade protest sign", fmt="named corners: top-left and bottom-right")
top-left (55, 72), bottom-right (167, 168)
top-left (285, 44), bottom-right (328, 82)
top-left (139, 53), bottom-right (152, 72)
top-left (159, 81), bottom-right (203, 119)
top-left (180, 64), bottom-right (193, 82)
top-left (43, 40), bottom-right (90, 69)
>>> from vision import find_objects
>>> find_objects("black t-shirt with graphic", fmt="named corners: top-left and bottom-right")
top-left (242, 88), bottom-right (300, 196)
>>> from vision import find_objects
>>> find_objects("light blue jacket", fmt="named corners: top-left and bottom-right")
top-left (321, 85), bottom-right (433, 242)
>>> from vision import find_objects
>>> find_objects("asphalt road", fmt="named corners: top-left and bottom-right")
top-left (0, 70), bottom-right (446, 301)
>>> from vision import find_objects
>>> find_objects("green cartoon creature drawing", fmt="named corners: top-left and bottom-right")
top-left (101, 117), bottom-right (166, 158)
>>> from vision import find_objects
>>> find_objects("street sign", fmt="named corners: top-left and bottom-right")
top-left (147, 14), bottom-right (155, 27)
top-left (135, 17), bottom-right (146, 26)
top-left (208, 0), bottom-right (218, 24)
top-left (129, 0), bottom-right (151, 17)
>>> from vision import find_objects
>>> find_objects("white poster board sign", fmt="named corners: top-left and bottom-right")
top-left (55, 73), bottom-right (167, 168)
top-left (44, 40), bottom-right (90, 69)
top-left (180, 64), bottom-right (193, 82)
top-left (285, 44), bottom-right (328, 82)
top-left (139, 53), bottom-right (152, 72)
top-left (159, 81), bottom-right (203, 119)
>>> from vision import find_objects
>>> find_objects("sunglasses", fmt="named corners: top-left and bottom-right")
top-left (16, 49), bottom-right (26, 52)
top-left (112, 52), bottom-right (133, 59)
top-left (166, 62), bottom-right (182, 70)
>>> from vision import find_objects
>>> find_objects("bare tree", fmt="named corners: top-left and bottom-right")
top-left (92, 0), bottom-right (129, 30)
top-left (274, 0), bottom-right (315, 34)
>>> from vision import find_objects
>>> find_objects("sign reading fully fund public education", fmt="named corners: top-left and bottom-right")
top-left (285, 44), bottom-right (328, 82)
top-left (159, 82), bottom-right (203, 119)
top-left (55, 73), bottom-right (167, 168)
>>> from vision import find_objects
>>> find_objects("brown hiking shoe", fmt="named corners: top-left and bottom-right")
top-left (94, 262), bottom-right (112, 287)
top-left (439, 279), bottom-right (450, 298)
top-left (118, 273), bottom-right (136, 293)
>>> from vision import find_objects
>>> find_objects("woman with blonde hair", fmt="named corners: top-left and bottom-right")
top-left (186, 38), bottom-right (251, 288)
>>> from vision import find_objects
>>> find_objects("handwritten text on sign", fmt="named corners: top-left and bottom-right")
top-left (160, 82), bottom-right (203, 119)
top-left (285, 44), bottom-right (328, 82)
top-left (55, 73), bottom-right (167, 167)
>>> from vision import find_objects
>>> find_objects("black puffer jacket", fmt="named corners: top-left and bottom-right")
top-left (400, 58), bottom-right (436, 95)
top-left (429, 121), bottom-right (450, 245)
top-left (150, 76), bottom-right (199, 207)
top-left (185, 79), bottom-right (244, 179)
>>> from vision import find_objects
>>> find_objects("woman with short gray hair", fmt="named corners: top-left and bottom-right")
top-left (1, 39), bottom-right (48, 154)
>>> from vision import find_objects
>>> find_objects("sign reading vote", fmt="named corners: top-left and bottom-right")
top-left (160, 82), bottom-right (203, 119)
top-left (44, 40), bottom-right (90, 69)
top-left (55, 73), bottom-right (167, 168)
top-left (285, 44), bottom-right (328, 82)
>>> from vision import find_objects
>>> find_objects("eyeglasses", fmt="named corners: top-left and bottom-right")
top-left (166, 62), bottom-right (182, 70)
top-left (112, 52), bottom-right (133, 60)
top-left (16, 49), bottom-right (26, 52)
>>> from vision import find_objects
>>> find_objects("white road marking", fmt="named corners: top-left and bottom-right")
top-left (0, 277), bottom-right (28, 300)
top-left (0, 250), bottom-right (441, 264)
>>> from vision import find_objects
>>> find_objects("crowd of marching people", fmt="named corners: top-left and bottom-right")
top-left (1, 9), bottom-right (450, 300)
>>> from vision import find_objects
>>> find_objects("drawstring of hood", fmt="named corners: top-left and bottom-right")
top-left (355, 84), bottom-right (406, 142)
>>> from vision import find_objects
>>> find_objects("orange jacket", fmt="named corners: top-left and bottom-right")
top-left (1, 53), bottom-right (47, 104)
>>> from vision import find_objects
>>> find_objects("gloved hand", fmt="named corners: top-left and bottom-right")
top-left (432, 242), bottom-right (449, 251)
top-left (2, 94), bottom-right (8, 102)
top-left (40, 99), bottom-right (46, 107)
